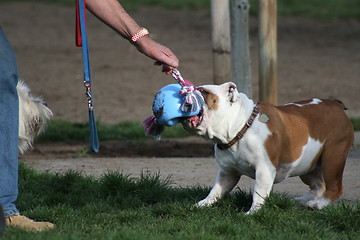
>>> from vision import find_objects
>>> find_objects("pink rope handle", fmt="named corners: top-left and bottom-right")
top-left (171, 68), bottom-right (187, 87)
top-left (180, 85), bottom-right (194, 95)
top-left (171, 68), bottom-right (196, 95)
top-left (170, 68), bottom-right (204, 113)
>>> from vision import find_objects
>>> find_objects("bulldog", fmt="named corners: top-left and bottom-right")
top-left (181, 82), bottom-right (354, 214)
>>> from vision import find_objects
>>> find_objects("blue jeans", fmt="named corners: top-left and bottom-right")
top-left (0, 27), bottom-right (20, 217)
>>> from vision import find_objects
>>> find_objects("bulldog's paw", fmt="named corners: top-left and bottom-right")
top-left (196, 198), bottom-right (215, 208)
top-left (245, 204), bottom-right (262, 215)
top-left (306, 198), bottom-right (331, 210)
top-left (245, 210), bottom-right (254, 215)
top-left (294, 190), bottom-right (318, 206)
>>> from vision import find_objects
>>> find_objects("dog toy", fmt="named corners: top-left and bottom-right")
top-left (144, 69), bottom-right (204, 139)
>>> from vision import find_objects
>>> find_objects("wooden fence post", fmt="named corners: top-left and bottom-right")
top-left (259, 0), bottom-right (277, 104)
top-left (211, 0), bottom-right (231, 84)
top-left (231, 0), bottom-right (252, 97)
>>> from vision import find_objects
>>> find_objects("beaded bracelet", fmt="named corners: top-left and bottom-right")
top-left (131, 28), bottom-right (149, 42)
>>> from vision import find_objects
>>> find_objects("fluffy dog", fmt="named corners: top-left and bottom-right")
top-left (17, 81), bottom-right (52, 154)
top-left (181, 82), bottom-right (354, 214)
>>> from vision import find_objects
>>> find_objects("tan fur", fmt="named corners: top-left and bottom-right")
top-left (258, 99), bottom-right (353, 202)
top-left (259, 100), bottom-right (353, 165)
top-left (199, 88), bottom-right (219, 111)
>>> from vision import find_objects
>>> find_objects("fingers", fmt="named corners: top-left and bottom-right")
top-left (162, 64), bottom-right (173, 74)
top-left (155, 48), bottom-right (179, 69)
top-left (136, 37), bottom-right (179, 73)
top-left (154, 62), bottom-right (174, 75)
top-left (163, 51), bottom-right (179, 69)
top-left (154, 61), bottom-right (163, 66)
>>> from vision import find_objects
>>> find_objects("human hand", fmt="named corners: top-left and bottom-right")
top-left (154, 61), bottom-right (175, 75)
top-left (135, 36), bottom-right (179, 74)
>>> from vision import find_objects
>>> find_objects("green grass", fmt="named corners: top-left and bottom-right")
top-left (4, 163), bottom-right (360, 239)
top-left (36, 119), bottom-right (190, 142)
top-left (350, 118), bottom-right (360, 133)
top-left (1, 0), bottom-right (360, 19)
top-left (251, 0), bottom-right (360, 20)
top-left (36, 118), bottom-right (360, 143)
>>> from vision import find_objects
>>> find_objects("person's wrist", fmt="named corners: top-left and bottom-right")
top-left (131, 28), bottom-right (149, 43)
top-left (134, 34), bottom-right (151, 46)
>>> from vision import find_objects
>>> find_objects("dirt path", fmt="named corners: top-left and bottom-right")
top-left (22, 153), bottom-right (360, 202)
top-left (21, 133), bottom-right (360, 201)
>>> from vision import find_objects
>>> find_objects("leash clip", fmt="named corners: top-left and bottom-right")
top-left (84, 82), bottom-right (94, 111)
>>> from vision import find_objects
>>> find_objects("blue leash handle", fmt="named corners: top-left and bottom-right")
top-left (77, 0), bottom-right (99, 152)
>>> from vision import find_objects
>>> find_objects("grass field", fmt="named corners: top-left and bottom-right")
top-left (2, 1), bottom-right (360, 238)
top-left (36, 120), bottom-right (190, 142)
top-left (3, 163), bottom-right (360, 239)
top-left (35, 118), bottom-right (360, 142)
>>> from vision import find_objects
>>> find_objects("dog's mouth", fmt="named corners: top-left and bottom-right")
top-left (181, 109), bottom-right (204, 129)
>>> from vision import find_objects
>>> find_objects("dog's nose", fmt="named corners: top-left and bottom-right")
top-left (42, 102), bottom-right (48, 107)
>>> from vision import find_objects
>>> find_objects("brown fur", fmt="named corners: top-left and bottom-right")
top-left (258, 99), bottom-right (354, 201)
top-left (199, 88), bottom-right (219, 111)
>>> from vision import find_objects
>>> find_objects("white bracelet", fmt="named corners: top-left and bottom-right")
top-left (131, 28), bottom-right (149, 42)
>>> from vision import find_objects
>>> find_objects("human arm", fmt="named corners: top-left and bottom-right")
top-left (85, 0), bottom-right (179, 71)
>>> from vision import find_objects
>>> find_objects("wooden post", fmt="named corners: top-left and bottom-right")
top-left (211, 0), bottom-right (231, 84)
top-left (230, 0), bottom-right (252, 97)
top-left (259, 0), bottom-right (277, 104)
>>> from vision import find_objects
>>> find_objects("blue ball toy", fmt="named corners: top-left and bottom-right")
top-left (152, 84), bottom-right (201, 126)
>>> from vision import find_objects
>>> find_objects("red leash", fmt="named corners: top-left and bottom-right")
top-left (75, 0), bottom-right (85, 47)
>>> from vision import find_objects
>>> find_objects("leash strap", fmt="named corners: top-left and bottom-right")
top-left (76, 0), bottom-right (99, 152)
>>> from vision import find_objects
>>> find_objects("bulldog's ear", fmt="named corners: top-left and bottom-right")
top-left (227, 82), bottom-right (238, 103)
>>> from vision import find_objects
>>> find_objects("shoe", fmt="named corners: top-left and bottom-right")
top-left (5, 214), bottom-right (55, 231)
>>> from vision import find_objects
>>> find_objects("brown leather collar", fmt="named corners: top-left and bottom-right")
top-left (217, 105), bottom-right (259, 150)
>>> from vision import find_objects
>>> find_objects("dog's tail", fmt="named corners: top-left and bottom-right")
top-left (335, 99), bottom-right (349, 110)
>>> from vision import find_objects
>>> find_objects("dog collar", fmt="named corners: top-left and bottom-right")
top-left (217, 104), bottom-right (260, 150)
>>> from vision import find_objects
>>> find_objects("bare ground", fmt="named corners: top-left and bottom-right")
top-left (1, 3), bottom-right (360, 200)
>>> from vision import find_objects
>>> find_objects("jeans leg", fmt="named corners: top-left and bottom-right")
top-left (0, 203), bottom-right (5, 236)
top-left (0, 27), bottom-right (20, 217)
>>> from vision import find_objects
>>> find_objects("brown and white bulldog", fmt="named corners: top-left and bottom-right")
top-left (181, 82), bottom-right (354, 214)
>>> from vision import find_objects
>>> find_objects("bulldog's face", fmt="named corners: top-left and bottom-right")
top-left (181, 82), bottom-right (239, 141)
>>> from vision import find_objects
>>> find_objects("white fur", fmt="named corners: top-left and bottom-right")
top-left (17, 81), bottom-right (52, 154)
top-left (284, 98), bottom-right (322, 107)
top-left (271, 137), bottom-right (324, 184)
top-left (286, 138), bottom-right (323, 177)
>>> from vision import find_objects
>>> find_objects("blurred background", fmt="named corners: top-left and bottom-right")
top-left (0, 0), bottom-right (359, 141)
